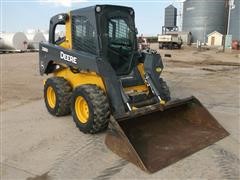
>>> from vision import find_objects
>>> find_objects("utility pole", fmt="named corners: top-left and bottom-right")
top-left (227, 0), bottom-right (235, 35)
top-left (227, 1), bottom-right (231, 35)
top-left (177, 1), bottom-right (183, 31)
top-left (223, 0), bottom-right (230, 52)
top-left (203, 17), bottom-right (208, 44)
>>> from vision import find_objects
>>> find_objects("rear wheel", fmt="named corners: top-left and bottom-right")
top-left (44, 77), bottom-right (72, 116)
top-left (71, 85), bottom-right (110, 134)
top-left (159, 78), bottom-right (171, 102)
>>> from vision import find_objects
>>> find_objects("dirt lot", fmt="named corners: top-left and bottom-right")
top-left (1, 46), bottom-right (240, 180)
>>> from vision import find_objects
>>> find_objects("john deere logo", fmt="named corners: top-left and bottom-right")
top-left (60, 51), bottom-right (77, 64)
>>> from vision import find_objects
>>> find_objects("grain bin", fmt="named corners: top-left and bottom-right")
top-left (165, 5), bottom-right (177, 28)
top-left (163, 5), bottom-right (178, 34)
top-left (229, 0), bottom-right (240, 40)
top-left (0, 32), bottom-right (28, 51)
top-left (26, 32), bottom-right (46, 50)
top-left (182, 0), bottom-right (225, 43)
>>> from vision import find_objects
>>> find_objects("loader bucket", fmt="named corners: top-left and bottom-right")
top-left (105, 96), bottom-right (229, 173)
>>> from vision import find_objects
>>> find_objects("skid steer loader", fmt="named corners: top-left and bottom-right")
top-left (39, 5), bottom-right (229, 173)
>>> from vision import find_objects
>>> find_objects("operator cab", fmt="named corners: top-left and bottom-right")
top-left (49, 5), bottom-right (140, 77)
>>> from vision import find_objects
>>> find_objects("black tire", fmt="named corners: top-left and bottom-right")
top-left (44, 77), bottom-right (72, 116)
top-left (71, 85), bottom-right (110, 134)
top-left (159, 78), bottom-right (171, 102)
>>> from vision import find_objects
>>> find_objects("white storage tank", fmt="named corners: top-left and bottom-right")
top-left (0, 32), bottom-right (28, 51)
top-left (43, 33), bottom-right (49, 42)
top-left (26, 32), bottom-right (46, 50)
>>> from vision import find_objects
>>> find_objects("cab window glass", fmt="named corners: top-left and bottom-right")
top-left (72, 16), bottom-right (96, 54)
top-left (55, 24), bottom-right (66, 44)
top-left (108, 18), bottom-right (132, 47)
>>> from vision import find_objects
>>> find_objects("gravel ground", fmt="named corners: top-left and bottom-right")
top-left (1, 47), bottom-right (240, 180)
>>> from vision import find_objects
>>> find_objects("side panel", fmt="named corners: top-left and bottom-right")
top-left (39, 42), bottom-right (99, 75)
top-left (54, 68), bottom-right (106, 91)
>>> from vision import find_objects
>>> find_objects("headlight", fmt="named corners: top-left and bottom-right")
top-left (156, 67), bottom-right (162, 73)
top-left (96, 6), bottom-right (101, 13)
top-left (58, 15), bottom-right (63, 20)
top-left (130, 10), bottom-right (134, 15)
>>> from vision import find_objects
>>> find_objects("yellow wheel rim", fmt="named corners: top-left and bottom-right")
top-left (47, 86), bottom-right (56, 109)
top-left (75, 96), bottom-right (89, 123)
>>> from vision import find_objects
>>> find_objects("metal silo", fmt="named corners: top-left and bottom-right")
top-left (229, 0), bottom-right (240, 40)
top-left (182, 0), bottom-right (226, 43)
top-left (165, 5), bottom-right (177, 28)
top-left (162, 5), bottom-right (178, 34)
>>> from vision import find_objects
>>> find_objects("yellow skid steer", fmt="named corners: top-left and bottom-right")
top-left (39, 5), bottom-right (229, 173)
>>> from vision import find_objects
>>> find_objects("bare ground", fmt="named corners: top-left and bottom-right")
top-left (1, 47), bottom-right (240, 180)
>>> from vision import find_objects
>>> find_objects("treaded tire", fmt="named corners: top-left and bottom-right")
top-left (44, 77), bottom-right (72, 116)
top-left (71, 85), bottom-right (110, 134)
top-left (159, 78), bottom-right (171, 102)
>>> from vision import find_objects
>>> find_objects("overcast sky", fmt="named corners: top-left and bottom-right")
top-left (1, 0), bottom-right (183, 36)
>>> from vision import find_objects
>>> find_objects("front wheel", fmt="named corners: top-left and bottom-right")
top-left (71, 85), bottom-right (110, 134)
